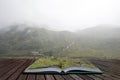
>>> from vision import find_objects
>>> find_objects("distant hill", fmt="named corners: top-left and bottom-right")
top-left (70, 25), bottom-right (120, 58)
top-left (76, 25), bottom-right (120, 49)
top-left (0, 24), bottom-right (75, 56)
top-left (0, 24), bottom-right (120, 58)
top-left (78, 25), bottom-right (120, 38)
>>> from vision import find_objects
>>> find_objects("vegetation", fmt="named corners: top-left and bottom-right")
top-left (0, 24), bottom-right (120, 58)
top-left (29, 57), bottom-right (96, 69)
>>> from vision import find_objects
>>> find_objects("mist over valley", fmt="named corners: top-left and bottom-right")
top-left (0, 24), bottom-right (120, 58)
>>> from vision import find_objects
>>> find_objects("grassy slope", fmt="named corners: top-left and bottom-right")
top-left (29, 57), bottom-right (96, 69)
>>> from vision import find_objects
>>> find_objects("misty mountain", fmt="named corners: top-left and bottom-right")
top-left (78, 25), bottom-right (120, 38)
top-left (0, 24), bottom-right (75, 56)
top-left (76, 25), bottom-right (120, 49)
top-left (0, 24), bottom-right (120, 58)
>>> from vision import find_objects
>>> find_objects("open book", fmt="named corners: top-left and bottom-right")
top-left (24, 58), bottom-right (102, 74)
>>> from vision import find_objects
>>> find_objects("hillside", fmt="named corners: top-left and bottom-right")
top-left (0, 24), bottom-right (120, 58)
top-left (0, 24), bottom-right (75, 57)
top-left (71, 25), bottom-right (120, 58)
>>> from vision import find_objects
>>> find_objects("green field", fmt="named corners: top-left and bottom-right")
top-left (29, 57), bottom-right (96, 69)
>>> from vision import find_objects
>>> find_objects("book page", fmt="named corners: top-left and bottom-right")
top-left (64, 66), bottom-right (102, 73)
top-left (25, 66), bottom-right (62, 73)
top-left (25, 58), bottom-right (62, 73)
top-left (25, 58), bottom-right (101, 73)
top-left (63, 58), bottom-right (102, 73)
top-left (61, 58), bottom-right (96, 69)
top-left (28, 58), bottom-right (61, 69)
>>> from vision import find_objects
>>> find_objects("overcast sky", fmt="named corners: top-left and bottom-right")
top-left (0, 0), bottom-right (120, 31)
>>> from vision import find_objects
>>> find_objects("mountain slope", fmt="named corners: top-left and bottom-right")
top-left (0, 24), bottom-right (120, 58)
top-left (0, 24), bottom-right (75, 56)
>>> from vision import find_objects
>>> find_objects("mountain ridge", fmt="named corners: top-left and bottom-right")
top-left (0, 24), bottom-right (120, 58)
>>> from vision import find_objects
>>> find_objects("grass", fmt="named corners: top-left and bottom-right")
top-left (29, 57), bottom-right (96, 69)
